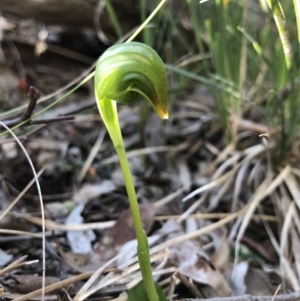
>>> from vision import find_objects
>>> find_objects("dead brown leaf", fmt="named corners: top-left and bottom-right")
top-left (158, 220), bottom-right (232, 297)
top-left (99, 203), bottom-right (155, 248)
top-left (69, 203), bottom-right (157, 271)
top-left (6, 275), bottom-right (61, 294)
top-left (229, 260), bottom-right (282, 296)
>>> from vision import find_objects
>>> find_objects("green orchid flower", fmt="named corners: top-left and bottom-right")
top-left (94, 42), bottom-right (168, 301)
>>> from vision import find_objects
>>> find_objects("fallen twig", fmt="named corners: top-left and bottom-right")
top-left (28, 115), bottom-right (74, 124)
top-left (10, 272), bottom-right (94, 301)
top-left (175, 272), bottom-right (204, 299)
top-left (0, 86), bottom-right (74, 129)
top-left (1, 87), bottom-right (41, 127)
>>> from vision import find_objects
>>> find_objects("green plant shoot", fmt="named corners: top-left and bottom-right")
top-left (94, 42), bottom-right (168, 301)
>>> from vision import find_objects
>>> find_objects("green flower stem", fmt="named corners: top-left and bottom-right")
top-left (97, 98), bottom-right (159, 301)
top-left (94, 40), bottom-right (168, 301)
top-left (116, 145), bottom-right (159, 301)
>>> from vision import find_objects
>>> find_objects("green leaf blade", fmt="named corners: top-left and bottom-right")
top-left (128, 281), bottom-right (168, 301)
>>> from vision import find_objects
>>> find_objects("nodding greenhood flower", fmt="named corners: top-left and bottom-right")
top-left (94, 42), bottom-right (168, 119)
top-left (93, 42), bottom-right (168, 301)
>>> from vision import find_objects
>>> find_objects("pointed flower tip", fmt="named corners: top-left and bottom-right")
top-left (162, 113), bottom-right (169, 120)
top-left (156, 107), bottom-right (168, 120)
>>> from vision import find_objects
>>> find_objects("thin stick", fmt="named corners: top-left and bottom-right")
top-left (0, 259), bottom-right (38, 277)
top-left (271, 285), bottom-right (283, 301)
top-left (0, 121), bottom-right (46, 301)
top-left (28, 115), bottom-right (74, 124)
top-left (1, 87), bottom-right (41, 128)
top-left (175, 272), bottom-right (204, 298)
top-left (12, 272), bottom-right (94, 301)
top-left (0, 167), bottom-right (45, 220)
top-left (0, 87), bottom-right (74, 129)
top-left (234, 165), bottom-right (291, 270)
top-left (0, 63), bottom-right (96, 120)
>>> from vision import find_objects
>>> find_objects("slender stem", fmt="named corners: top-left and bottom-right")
top-left (99, 99), bottom-right (159, 301)
top-left (116, 144), bottom-right (159, 301)
top-left (115, 145), bottom-right (146, 249)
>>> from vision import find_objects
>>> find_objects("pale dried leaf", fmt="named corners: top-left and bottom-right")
top-left (46, 202), bottom-right (69, 217)
top-left (190, 219), bottom-right (229, 271)
top-left (210, 234), bottom-right (230, 271)
top-left (1, 142), bottom-right (17, 159)
top-left (63, 252), bottom-right (92, 272)
top-left (73, 180), bottom-right (115, 204)
top-left (66, 203), bottom-right (95, 253)
top-left (158, 220), bottom-right (232, 297)
top-left (230, 261), bottom-right (248, 295)
top-left (180, 255), bottom-right (232, 297)
top-left (176, 158), bottom-right (192, 191)
top-left (0, 249), bottom-right (13, 266)
top-left (27, 138), bottom-right (67, 151)
top-left (229, 260), bottom-right (281, 296)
